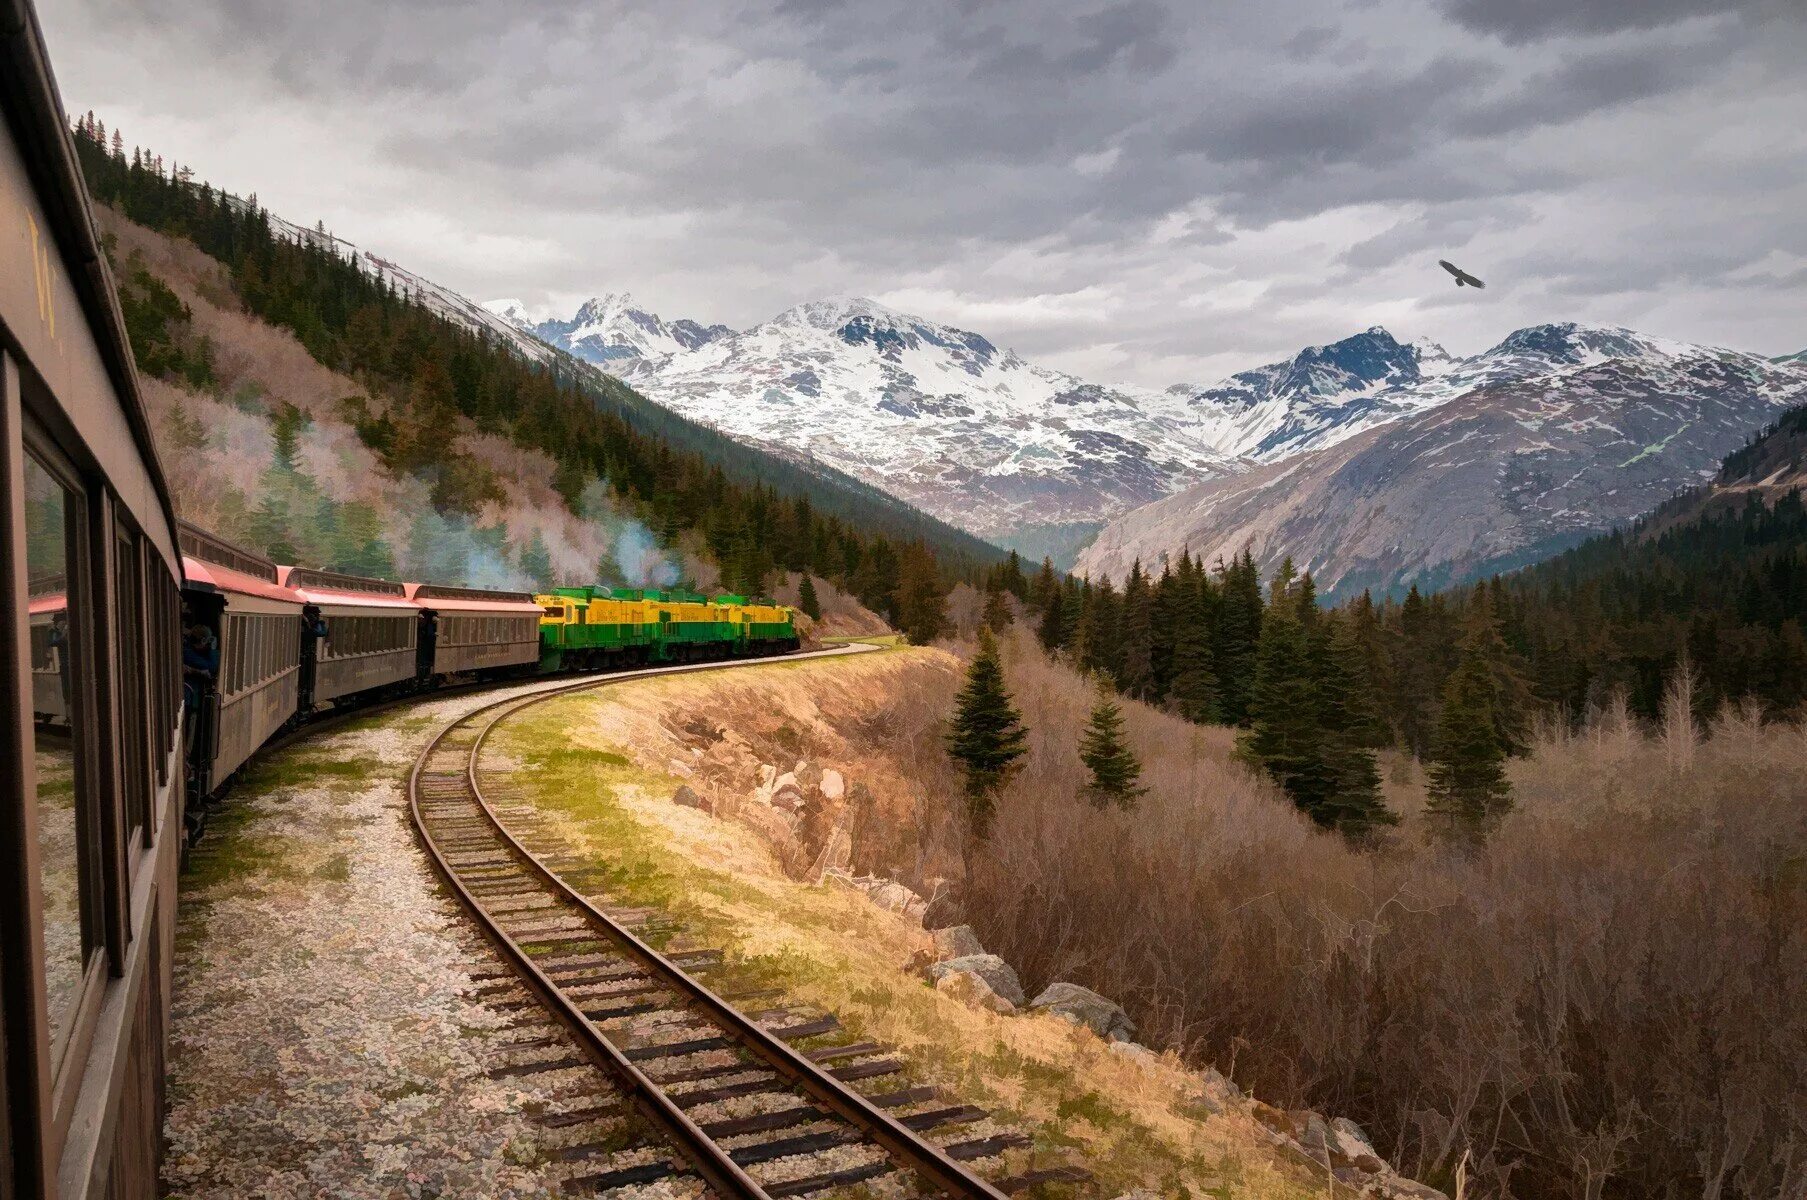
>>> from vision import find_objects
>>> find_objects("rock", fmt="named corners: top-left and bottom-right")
top-left (772, 785), bottom-right (806, 812)
top-left (671, 784), bottom-right (705, 809)
top-left (1330, 1117), bottom-right (1387, 1173)
top-left (1108, 1192), bottom-right (1161, 1200)
top-left (757, 764), bottom-right (777, 789)
top-left (668, 758), bottom-right (695, 778)
top-left (934, 967), bottom-right (1017, 1014)
top-left (1027, 981), bottom-right (1136, 1042)
top-left (930, 925), bottom-right (985, 960)
top-left (867, 880), bottom-right (923, 918)
top-left (1197, 1064), bottom-right (1242, 1103)
top-left (929, 955), bottom-right (1025, 1008)
top-left (819, 768), bottom-right (845, 802)
top-left (1107, 1040), bottom-right (1158, 1064)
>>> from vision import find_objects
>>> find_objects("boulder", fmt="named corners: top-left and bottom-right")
top-left (671, 784), bottom-right (705, 809)
top-left (930, 925), bottom-right (985, 960)
top-left (1107, 1039), bottom-right (1158, 1064)
top-left (1197, 1064), bottom-right (1242, 1103)
top-left (819, 768), bottom-right (846, 802)
top-left (867, 880), bottom-right (925, 921)
top-left (1330, 1117), bottom-right (1388, 1174)
top-left (929, 954), bottom-right (1025, 1008)
top-left (934, 967), bottom-right (1017, 1014)
top-left (1028, 982), bottom-right (1136, 1042)
top-left (668, 758), bottom-right (695, 778)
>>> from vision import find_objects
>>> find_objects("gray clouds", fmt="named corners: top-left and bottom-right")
top-left (39, 0), bottom-right (1807, 386)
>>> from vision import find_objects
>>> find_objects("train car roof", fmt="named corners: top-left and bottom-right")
top-left (2, 0), bottom-right (182, 575)
top-left (181, 556), bottom-right (305, 604)
top-left (404, 582), bottom-right (543, 614)
top-left (278, 566), bottom-right (418, 610)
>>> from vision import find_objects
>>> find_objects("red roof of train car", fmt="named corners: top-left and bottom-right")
top-left (402, 582), bottom-right (543, 614)
top-left (183, 557), bottom-right (305, 604)
top-left (277, 566), bottom-right (418, 610)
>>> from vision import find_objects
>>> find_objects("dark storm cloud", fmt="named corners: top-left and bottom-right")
top-left (1435, 0), bottom-right (1794, 45)
top-left (40, 0), bottom-right (1807, 381)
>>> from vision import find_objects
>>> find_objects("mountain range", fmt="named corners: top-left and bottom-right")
top-left (489, 295), bottom-right (1803, 580)
top-left (1076, 325), bottom-right (1807, 599)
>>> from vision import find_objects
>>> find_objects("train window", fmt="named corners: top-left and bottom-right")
top-left (22, 450), bottom-right (100, 1073)
top-left (113, 527), bottom-right (149, 843)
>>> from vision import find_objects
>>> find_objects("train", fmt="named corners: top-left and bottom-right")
top-left (0, 6), bottom-right (795, 1194)
top-left (178, 521), bottom-right (799, 813)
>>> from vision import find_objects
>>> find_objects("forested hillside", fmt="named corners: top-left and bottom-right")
top-left (73, 118), bottom-right (996, 628)
top-left (1007, 406), bottom-right (1807, 836)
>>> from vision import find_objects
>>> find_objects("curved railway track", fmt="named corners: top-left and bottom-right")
top-left (408, 652), bottom-right (1069, 1198)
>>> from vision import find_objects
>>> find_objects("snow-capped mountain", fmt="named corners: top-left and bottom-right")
top-left (486, 293), bottom-right (731, 364)
top-left (494, 294), bottom-right (1250, 563)
top-left (1077, 325), bottom-right (1807, 599)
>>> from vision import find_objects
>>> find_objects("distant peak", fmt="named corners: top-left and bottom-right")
top-left (572, 292), bottom-right (640, 322)
top-left (770, 295), bottom-right (916, 331)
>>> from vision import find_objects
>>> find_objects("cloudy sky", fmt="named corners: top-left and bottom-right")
top-left (43, 0), bottom-right (1807, 386)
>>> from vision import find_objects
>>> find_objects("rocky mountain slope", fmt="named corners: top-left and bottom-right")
top-left (495, 294), bottom-right (1253, 563)
top-left (1076, 326), bottom-right (1807, 600)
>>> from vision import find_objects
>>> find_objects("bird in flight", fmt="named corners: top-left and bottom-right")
top-left (1439, 259), bottom-right (1485, 289)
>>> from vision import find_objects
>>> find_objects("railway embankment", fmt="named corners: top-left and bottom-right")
top-left (481, 647), bottom-right (1360, 1199)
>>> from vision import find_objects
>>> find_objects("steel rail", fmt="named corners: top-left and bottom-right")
top-left (411, 645), bottom-right (1012, 1199)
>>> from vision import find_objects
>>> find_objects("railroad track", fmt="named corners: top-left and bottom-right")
top-left (408, 652), bottom-right (1084, 1198)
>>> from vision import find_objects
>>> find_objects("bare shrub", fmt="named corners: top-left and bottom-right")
top-left (905, 631), bottom-right (1807, 1200)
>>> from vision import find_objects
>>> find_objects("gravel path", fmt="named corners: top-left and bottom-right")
top-left (162, 682), bottom-right (654, 1200)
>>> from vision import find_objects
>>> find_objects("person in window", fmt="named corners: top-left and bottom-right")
top-left (48, 608), bottom-right (71, 719)
top-left (182, 623), bottom-right (218, 711)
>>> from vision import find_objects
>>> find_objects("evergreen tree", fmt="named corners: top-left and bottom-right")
top-left (981, 586), bottom-right (1011, 633)
top-left (1079, 679), bottom-right (1146, 809)
top-left (1214, 551), bottom-right (1264, 725)
top-left (1036, 582), bottom-right (1066, 651)
top-left (520, 532), bottom-right (555, 590)
top-left (1118, 560), bottom-right (1154, 699)
top-left (1240, 589), bottom-right (1332, 817)
top-left (1425, 601), bottom-right (1514, 842)
top-left (893, 542), bottom-right (946, 644)
top-left (1167, 579), bottom-right (1219, 723)
top-left (798, 573), bottom-right (822, 621)
top-left (1029, 556), bottom-right (1060, 613)
top-left (1313, 614), bottom-right (1395, 837)
top-left (944, 629), bottom-right (1029, 845)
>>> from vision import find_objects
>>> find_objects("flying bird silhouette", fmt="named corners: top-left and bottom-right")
top-left (1439, 260), bottom-right (1485, 289)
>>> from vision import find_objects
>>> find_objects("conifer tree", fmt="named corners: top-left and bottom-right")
top-left (1079, 679), bottom-right (1146, 809)
top-left (1167, 580), bottom-right (1219, 723)
top-left (1214, 551), bottom-right (1264, 725)
top-left (1036, 583), bottom-right (1066, 651)
top-left (1030, 556), bottom-right (1060, 613)
top-left (1425, 601), bottom-right (1514, 842)
top-left (1118, 560), bottom-right (1155, 699)
top-left (1241, 587), bottom-right (1332, 816)
top-left (520, 532), bottom-right (555, 590)
top-left (945, 629), bottom-right (1029, 847)
top-left (892, 542), bottom-right (946, 644)
top-left (981, 586), bottom-right (1011, 633)
top-left (797, 573), bottom-right (822, 621)
top-left (1313, 613), bottom-right (1395, 836)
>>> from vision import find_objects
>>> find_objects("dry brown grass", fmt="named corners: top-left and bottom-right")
top-left (918, 629), bottom-right (1807, 1200)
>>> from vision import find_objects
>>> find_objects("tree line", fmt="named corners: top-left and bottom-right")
top-left (72, 116), bottom-right (997, 614)
top-left (961, 461), bottom-right (1807, 844)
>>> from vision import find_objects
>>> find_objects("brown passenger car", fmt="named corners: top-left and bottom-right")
top-left (278, 566), bottom-right (421, 708)
top-left (405, 582), bottom-right (542, 678)
top-left (3, 3), bottom-right (187, 1194)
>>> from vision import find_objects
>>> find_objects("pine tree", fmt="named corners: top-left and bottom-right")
top-left (520, 532), bottom-right (555, 590)
top-left (1425, 601), bottom-right (1514, 843)
top-left (892, 542), bottom-right (946, 644)
top-left (1214, 551), bottom-right (1264, 725)
top-left (1167, 579), bottom-right (1219, 723)
top-left (1313, 614), bottom-right (1395, 837)
top-left (1079, 679), bottom-right (1146, 809)
top-left (798, 573), bottom-right (822, 621)
top-left (1030, 556), bottom-right (1060, 613)
top-left (944, 629), bottom-right (1029, 846)
top-left (1118, 560), bottom-right (1154, 699)
top-left (1036, 584), bottom-right (1066, 651)
top-left (981, 586), bottom-right (1011, 633)
top-left (1240, 588), bottom-right (1332, 817)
